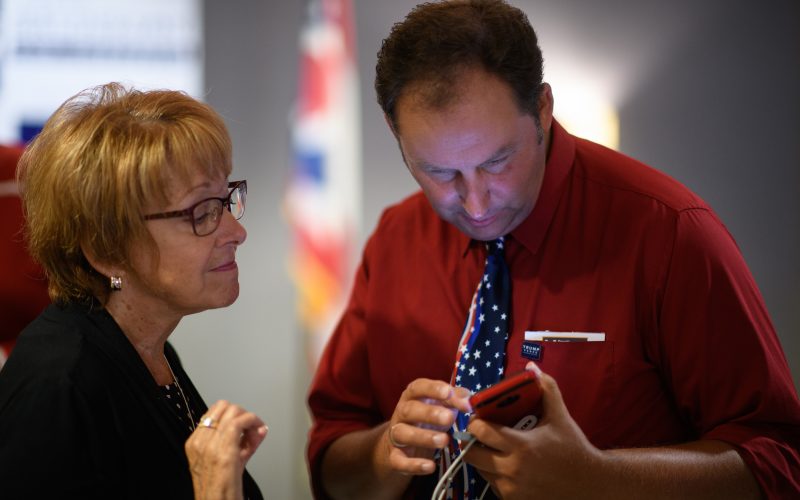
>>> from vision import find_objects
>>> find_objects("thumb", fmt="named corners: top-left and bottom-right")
top-left (525, 361), bottom-right (567, 422)
top-left (240, 424), bottom-right (268, 462)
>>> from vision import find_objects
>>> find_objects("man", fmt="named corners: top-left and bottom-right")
top-left (307, 1), bottom-right (800, 498)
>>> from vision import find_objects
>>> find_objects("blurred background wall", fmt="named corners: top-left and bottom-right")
top-left (1, 1), bottom-right (796, 498)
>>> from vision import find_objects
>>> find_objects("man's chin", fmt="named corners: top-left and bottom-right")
top-left (456, 223), bottom-right (505, 242)
top-left (437, 209), bottom-right (511, 241)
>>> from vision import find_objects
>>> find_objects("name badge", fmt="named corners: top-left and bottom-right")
top-left (524, 331), bottom-right (606, 342)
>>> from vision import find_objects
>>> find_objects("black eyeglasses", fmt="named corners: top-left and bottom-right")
top-left (143, 180), bottom-right (247, 236)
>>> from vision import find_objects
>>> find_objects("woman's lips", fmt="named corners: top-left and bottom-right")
top-left (211, 261), bottom-right (238, 272)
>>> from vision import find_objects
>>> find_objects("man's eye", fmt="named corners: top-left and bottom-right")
top-left (484, 157), bottom-right (508, 172)
top-left (429, 169), bottom-right (455, 181)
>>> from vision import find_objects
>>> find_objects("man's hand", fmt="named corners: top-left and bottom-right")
top-left (382, 378), bottom-right (472, 475)
top-left (321, 377), bottom-right (472, 499)
top-left (463, 362), bottom-right (761, 500)
top-left (464, 362), bottom-right (603, 499)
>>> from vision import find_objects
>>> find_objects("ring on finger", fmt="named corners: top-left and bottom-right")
top-left (388, 423), bottom-right (407, 448)
top-left (199, 415), bottom-right (217, 429)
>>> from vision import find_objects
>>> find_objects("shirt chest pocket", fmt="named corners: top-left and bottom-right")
top-left (511, 340), bottom-right (616, 442)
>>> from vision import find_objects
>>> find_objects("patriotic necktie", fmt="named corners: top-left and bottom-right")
top-left (442, 236), bottom-right (511, 499)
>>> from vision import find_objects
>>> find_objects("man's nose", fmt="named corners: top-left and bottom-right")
top-left (460, 175), bottom-right (490, 219)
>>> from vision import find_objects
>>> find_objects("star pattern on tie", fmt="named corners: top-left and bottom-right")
top-left (444, 236), bottom-right (511, 499)
top-left (457, 238), bottom-right (509, 395)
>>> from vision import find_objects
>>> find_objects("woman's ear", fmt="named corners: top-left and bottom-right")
top-left (80, 243), bottom-right (120, 281)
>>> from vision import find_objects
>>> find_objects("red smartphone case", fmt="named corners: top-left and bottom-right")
top-left (469, 370), bottom-right (543, 427)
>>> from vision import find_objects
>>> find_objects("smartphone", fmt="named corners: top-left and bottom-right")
top-left (469, 370), bottom-right (543, 428)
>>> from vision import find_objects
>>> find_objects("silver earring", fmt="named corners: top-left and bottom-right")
top-left (110, 276), bottom-right (123, 291)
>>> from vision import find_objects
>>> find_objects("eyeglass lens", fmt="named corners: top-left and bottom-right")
top-left (191, 183), bottom-right (246, 236)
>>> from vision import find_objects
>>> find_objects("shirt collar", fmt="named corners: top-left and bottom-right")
top-left (510, 119), bottom-right (575, 255)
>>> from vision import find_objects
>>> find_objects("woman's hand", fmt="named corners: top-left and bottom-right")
top-left (185, 400), bottom-right (268, 500)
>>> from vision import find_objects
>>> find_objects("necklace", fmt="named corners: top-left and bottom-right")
top-left (164, 355), bottom-right (196, 431)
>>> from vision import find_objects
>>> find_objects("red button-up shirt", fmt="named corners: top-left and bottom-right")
top-left (307, 121), bottom-right (800, 498)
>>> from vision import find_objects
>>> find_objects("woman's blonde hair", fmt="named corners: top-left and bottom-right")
top-left (17, 82), bottom-right (233, 305)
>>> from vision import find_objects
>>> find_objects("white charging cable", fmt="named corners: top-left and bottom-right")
top-left (431, 434), bottom-right (477, 500)
top-left (430, 415), bottom-right (538, 500)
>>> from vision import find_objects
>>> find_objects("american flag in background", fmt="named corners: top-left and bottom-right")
top-left (285, 0), bottom-right (361, 367)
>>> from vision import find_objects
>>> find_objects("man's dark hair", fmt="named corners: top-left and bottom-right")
top-left (375, 0), bottom-right (545, 132)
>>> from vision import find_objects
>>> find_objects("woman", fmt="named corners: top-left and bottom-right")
top-left (0, 83), bottom-right (266, 499)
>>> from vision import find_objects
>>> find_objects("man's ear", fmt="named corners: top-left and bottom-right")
top-left (537, 82), bottom-right (554, 133)
top-left (384, 113), bottom-right (399, 137)
top-left (383, 113), bottom-right (412, 167)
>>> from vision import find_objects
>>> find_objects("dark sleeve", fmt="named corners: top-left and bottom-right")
top-left (0, 363), bottom-right (121, 498)
top-left (657, 208), bottom-right (800, 498)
